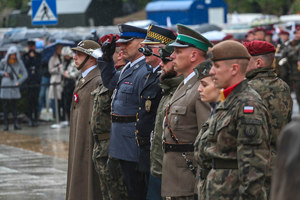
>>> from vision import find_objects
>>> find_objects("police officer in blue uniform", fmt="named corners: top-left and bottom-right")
top-left (97, 24), bottom-right (149, 200)
top-left (136, 25), bottom-right (177, 198)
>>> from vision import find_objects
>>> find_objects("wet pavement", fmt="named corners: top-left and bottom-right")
top-left (0, 122), bottom-right (69, 200)
top-left (0, 93), bottom-right (298, 199)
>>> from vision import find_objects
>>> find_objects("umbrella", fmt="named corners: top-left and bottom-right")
top-left (0, 43), bottom-right (25, 52)
top-left (202, 31), bottom-right (226, 41)
top-left (8, 29), bottom-right (49, 43)
top-left (49, 31), bottom-right (82, 42)
top-left (41, 40), bottom-right (75, 63)
top-left (193, 23), bottom-right (222, 33)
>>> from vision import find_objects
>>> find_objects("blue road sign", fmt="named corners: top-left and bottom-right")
top-left (32, 0), bottom-right (58, 25)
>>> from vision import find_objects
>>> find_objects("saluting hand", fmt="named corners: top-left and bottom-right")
top-left (101, 36), bottom-right (116, 62)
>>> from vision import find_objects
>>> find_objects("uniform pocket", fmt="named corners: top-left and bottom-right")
top-left (169, 105), bottom-right (187, 130)
top-left (119, 84), bottom-right (134, 104)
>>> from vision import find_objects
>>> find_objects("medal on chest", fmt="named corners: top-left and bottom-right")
top-left (145, 99), bottom-right (152, 112)
top-left (73, 93), bottom-right (79, 102)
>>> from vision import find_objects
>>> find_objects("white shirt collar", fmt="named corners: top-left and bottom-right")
top-left (153, 65), bottom-right (160, 73)
top-left (184, 71), bottom-right (195, 84)
top-left (129, 56), bottom-right (145, 67)
top-left (82, 65), bottom-right (97, 78)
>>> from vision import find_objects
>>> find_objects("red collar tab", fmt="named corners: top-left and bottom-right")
top-left (223, 82), bottom-right (240, 99)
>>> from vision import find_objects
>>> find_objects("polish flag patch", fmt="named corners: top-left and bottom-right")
top-left (244, 106), bottom-right (254, 114)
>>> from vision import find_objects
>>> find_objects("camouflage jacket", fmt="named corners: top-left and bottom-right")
top-left (150, 75), bottom-right (183, 178)
top-left (90, 84), bottom-right (113, 142)
top-left (203, 80), bottom-right (270, 200)
top-left (246, 67), bottom-right (292, 156)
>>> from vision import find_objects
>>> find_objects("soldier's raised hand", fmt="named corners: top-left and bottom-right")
top-left (101, 36), bottom-right (116, 62)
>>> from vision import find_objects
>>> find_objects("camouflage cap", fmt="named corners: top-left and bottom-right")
top-left (209, 40), bottom-right (250, 62)
top-left (194, 60), bottom-right (212, 80)
top-left (141, 24), bottom-right (176, 45)
top-left (72, 40), bottom-right (101, 56)
top-left (169, 24), bottom-right (213, 52)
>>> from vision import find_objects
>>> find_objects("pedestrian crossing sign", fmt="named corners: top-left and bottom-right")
top-left (32, 0), bottom-right (58, 25)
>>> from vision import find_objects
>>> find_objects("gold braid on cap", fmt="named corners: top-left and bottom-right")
top-left (147, 31), bottom-right (173, 44)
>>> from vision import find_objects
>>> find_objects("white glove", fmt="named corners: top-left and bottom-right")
top-left (91, 48), bottom-right (103, 59)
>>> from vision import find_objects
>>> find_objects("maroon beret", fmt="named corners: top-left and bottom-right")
top-left (254, 27), bottom-right (266, 33)
top-left (243, 40), bottom-right (276, 56)
top-left (279, 30), bottom-right (290, 36)
top-left (265, 30), bottom-right (273, 36)
top-left (99, 34), bottom-right (120, 46)
top-left (222, 34), bottom-right (234, 41)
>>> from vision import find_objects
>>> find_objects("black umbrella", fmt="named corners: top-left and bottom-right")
top-left (41, 40), bottom-right (75, 63)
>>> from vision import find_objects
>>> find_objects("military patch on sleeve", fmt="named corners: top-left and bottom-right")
top-left (244, 106), bottom-right (254, 114)
top-left (244, 126), bottom-right (257, 138)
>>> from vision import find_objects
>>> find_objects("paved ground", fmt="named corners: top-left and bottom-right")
top-left (0, 92), bottom-right (298, 199)
top-left (0, 122), bottom-right (69, 200)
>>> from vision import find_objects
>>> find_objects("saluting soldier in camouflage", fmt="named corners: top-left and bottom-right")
top-left (202, 40), bottom-right (271, 199)
top-left (244, 40), bottom-right (293, 196)
top-left (91, 34), bottom-right (128, 200)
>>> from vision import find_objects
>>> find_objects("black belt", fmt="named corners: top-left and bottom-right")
top-left (136, 136), bottom-right (150, 147)
top-left (212, 158), bottom-right (238, 169)
top-left (111, 114), bottom-right (136, 123)
top-left (163, 142), bottom-right (194, 153)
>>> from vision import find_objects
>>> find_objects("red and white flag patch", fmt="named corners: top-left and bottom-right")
top-left (244, 106), bottom-right (254, 114)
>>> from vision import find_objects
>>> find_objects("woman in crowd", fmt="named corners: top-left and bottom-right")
top-left (0, 46), bottom-right (28, 131)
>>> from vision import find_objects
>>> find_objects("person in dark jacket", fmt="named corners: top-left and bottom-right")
top-left (22, 40), bottom-right (42, 126)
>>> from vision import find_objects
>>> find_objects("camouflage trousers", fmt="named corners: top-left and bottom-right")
top-left (165, 195), bottom-right (195, 200)
top-left (92, 139), bottom-right (128, 200)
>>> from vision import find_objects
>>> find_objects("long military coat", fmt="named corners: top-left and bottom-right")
top-left (66, 67), bottom-right (102, 200)
top-left (98, 57), bottom-right (150, 162)
top-left (162, 74), bottom-right (210, 197)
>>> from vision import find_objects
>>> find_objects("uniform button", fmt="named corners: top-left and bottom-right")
top-left (140, 95), bottom-right (142, 98)
top-left (139, 107), bottom-right (141, 110)
top-left (137, 119), bottom-right (140, 122)
top-left (135, 123), bottom-right (137, 126)
top-left (136, 130), bottom-right (139, 134)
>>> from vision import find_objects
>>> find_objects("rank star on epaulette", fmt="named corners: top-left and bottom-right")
top-left (244, 106), bottom-right (254, 114)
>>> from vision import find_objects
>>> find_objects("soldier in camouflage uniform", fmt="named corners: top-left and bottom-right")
top-left (202, 40), bottom-right (271, 199)
top-left (282, 28), bottom-right (300, 109)
top-left (275, 30), bottom-right (291, 87)
top-left (193, 60), bottom-right (220, 200)
top-left (148, 43), bottom-right (183, 200)
top-left (91, 34), bottom-right (128, 200)
top-left (243, 40), bottom-right (293, 196)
